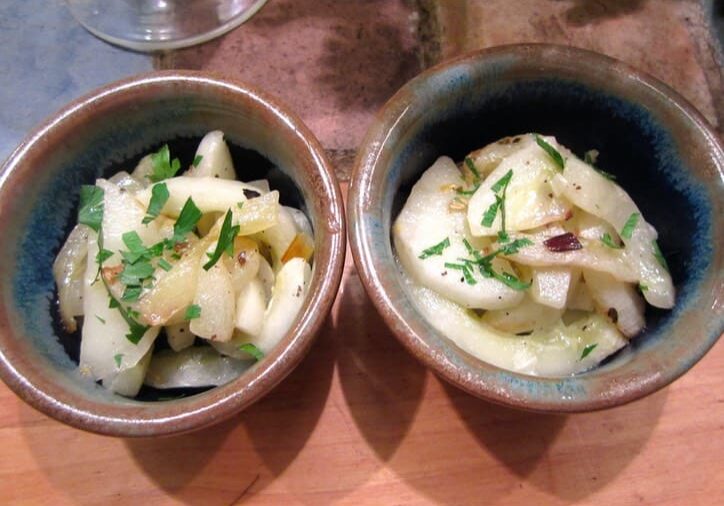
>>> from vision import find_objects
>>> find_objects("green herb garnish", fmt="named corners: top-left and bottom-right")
top-left (192, 154), bottom-right (203, 168)
top-left (498, 237), bottom-right (533, 256)
top-left (600, 232), bottom-right (623, 249)
top-left (490, 269), bottom-right (531, 291)
top-left (142, 182), bottom-right (169, 225)
top-left (481, 200), bottom-right (501, 227)
top-left (464, 157), bottom-right (481, 182)
top-left (620, 212), bottom-right (640, 240)
top-left (580, 343), bottom-right (598, 360)
top-left (481, 169), bottom-right (513, 233)
top-left (419, 237), bottom-right (451, 259)
top-left (120, 261), bottom-right (155, 286)
top-left (184, 304), bottom-right (201, 320)
top-left (158, 258), bottom-right (173, 272)
top-left (535, 135), bottom-right (565, 170)
top-left (639, 283), bottom-right (649, 292)
top-left (652, 240), bottom-right (669, 271)
top-left (114, 353), bottom-right (123, 368)
top-left (78, 185), bottom-right (104, 232)
top-left (149, 144), bottom-right (181, 183)
top-left (171, 197), bottom-right (202, 245)
top-left (95, 315), bottom-right (106, 324)
top-left (121, 285), bottom-right (142, 302)
top-left (239, 343), bottom-right (264, 361)
top-left (203, 209), bottom-right (240, 270)
top-left (96, 248), bottom-right (114, 265)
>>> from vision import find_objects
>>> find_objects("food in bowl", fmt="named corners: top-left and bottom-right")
top-left (53, 130), bottom-right (314, 397)
top-left (393, 133), bottom-right (674, 376)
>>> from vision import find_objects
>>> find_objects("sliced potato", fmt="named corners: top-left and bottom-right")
top-left (144, 347), bottom-right (252, 389)
top-left (465, 134), bottom-right (533, 178)
top-left (190, 256), bottom-right (235, 342)
top-left (235, 278), bottom-right (266, 336)
top-left (566, 273), bottom-right (595, 311)
top-left (229, 237), bottom-right (262, 293)
top-left (53, 224), bottom-right (90, 332)
top-left (232, 191), bottom-right (280, 236)
top-left (247, 179), bottom-right (271, 194)
top-left (103, 346), bottom-right (153, 397)
top-left (393, 156), bottom-right (525, 310)
top-left (285, 206), bottom-right (313, 237)
top-left (482, 296), bottom-right (563, 334)
top-left (530, 267), bottom-right (573, 310)
top-left (583, 270), bottom-right (645, 338)
top-left (165, 322), bottom-right (195, 352)
top-left (130, 154), bottom-right (154, 185)
top-left (186, 130), bottom-right (235, 180)
top-left (108, 171), bottom-right (145, 194)
top-left (404, 272), bottom-right (626, 376)
top-left (467, 136), bottom-right (571, 237)
top-left (253, 204), bottom-right (297, 268)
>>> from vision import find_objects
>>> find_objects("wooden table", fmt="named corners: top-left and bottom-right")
top-left (1, 1), bottom-right (722, 504)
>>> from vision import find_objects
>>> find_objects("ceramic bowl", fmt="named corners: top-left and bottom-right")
top-left (0, 72), bottom-right (345, 436)
top-left (349, 44), bottom-right (723, 412)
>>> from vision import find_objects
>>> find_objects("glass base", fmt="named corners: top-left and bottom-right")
top-left (66, 0), bottom-right (268, 52)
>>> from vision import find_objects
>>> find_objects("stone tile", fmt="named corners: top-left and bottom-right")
top-left (423, 0), bottom-right (722, 130)
top-left (159, 0), bottom-right (422, 179)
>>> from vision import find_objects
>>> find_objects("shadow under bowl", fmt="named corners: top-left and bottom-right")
top-left (349, 44), bottom-right (723, 412)
top-left (0, 71), bottom-right (346, 436)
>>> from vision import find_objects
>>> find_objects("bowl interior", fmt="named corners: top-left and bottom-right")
top-left (0, 74), bottom-right (343, 434)
top-left (352, 45), bottom-right (723, 411)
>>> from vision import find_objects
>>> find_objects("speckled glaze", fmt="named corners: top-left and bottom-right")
top-left (0, 72), bottom-right (345, 436)
top-left (349, 44), bottom-right (723, 412)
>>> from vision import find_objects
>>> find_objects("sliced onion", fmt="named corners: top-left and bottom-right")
top-left (144, 347), bottom-right (252, 389)
top-left (53, 224), bottom-right (90, 332)
top-left (583, 270), bottom-right (645, 338)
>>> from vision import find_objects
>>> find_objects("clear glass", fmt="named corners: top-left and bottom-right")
top-left (65, 0), bottom-right (268, 52)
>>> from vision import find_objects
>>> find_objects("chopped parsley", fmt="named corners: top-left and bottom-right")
top-left (119, 260), bottom-right (155, 286)
top-left (171, 197), bottom-right (202, 245)
top-left (203, 209), bottom-right (240, 270)
top-left (184, 304), bottom-right (201, 320)
top-left (498, 237), bottom-right (533, 256)
top-left (639, 283), bottom-right (649, 292)
top-left (481, 169), bottom-right (513, 230)
top-left (464, 157), bottom-right (481, 182)
top-left (148, 144), bottom-right (181, 183)
top-left (239, 343), bottom-right (264, 361)
top-left (600, 232), bottom-right (623, 249)
top-left (192, 154), bottom-right (203, 167)
top-left (620, 212), bottom-right (640, 240)
top-left (652, 240), bottom-right (669, 271)
top-left (535, 135), bottom-right (565, 170)
top-left (96, 248), bottom-right (114, 264)
top-left (78, 185), bottom-right (104, 232)
top-left (158, 258), bottom-right (173, 272)
top-left (490, 269), bottom-right (531, 291)
top-left (95, 315), bottom-right (106, 324)
top-left (142, 182), bottom-right (169, 224)
top-left (452, 237), bottom-right (533, 291)
top-left (114, 353), bottom-right (123, 368)
top-left (419, 237), bottom-right (451, 259)
top-left (121, 285), bottom-right (142, 302)
top-left (580, 343), bottom-right (598, 360)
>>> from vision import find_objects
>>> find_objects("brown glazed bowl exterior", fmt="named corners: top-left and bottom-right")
top-left (348, 44), bottom-right (723, 412)
top-left (0, 72), bottom-right (345, 436)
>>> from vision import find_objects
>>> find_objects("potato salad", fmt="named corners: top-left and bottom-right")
top-left (53, 131), bottom-right (313, 397)
top-left (393, 134), bottom-right (674, 376)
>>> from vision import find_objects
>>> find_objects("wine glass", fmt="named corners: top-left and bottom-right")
top-left (65, 0), bottom-right (268, 52)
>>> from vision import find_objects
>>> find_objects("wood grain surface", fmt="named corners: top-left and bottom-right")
top-left (1, 237), bottom-right (722, 505)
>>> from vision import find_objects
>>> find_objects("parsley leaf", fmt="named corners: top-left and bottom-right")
top-left (490, 169), bottom-right (513, 193)
top-left (652, 240), bottom-right (669, 271)
top-left (490, 269), bottom-right (531, 291)
top-left (184, 304), bottom-right (201, 320)
top-left (149, 144), bottom-right (181, 183)
top-left (482, 169), bottom-right (513, 232)
top-left (78, 185), bottom-right (104, 232)
top-left (158, 258), bottom-right (173, 272)
top-left (203, 209), bottom-right (240, 270)
top-left (464, 157), bottom-right (481, 182)
top-left (419, 237), bottom-right (451, 259)
top-left (239, 343), bottom-right (264, 361)
top-left (121, 285), bottom-right (142, 302)
top-left (192, 154), bottom-right (203, 168)
top-left (600, 232), bottom-right (623, 249)
top-left (120, 261), bottom-right (154, 286)
top-left (481, 200), bottom-right (501, 227)
top-left (639, 283), bottom-right (649, 292)
top-left (171, 198), bottom-right (202, 245)
top-left (580, 343), bottom-right (598, 360)
top-left (114, 353), bottom-right (123, 368)
top-left (620, 212), bottom-right (640, 240)
top-left (498, 238), bottom-right (533, 256)
top-left (142, 182), bottom-right (169, 225)
top-left (535, 135), bottom-right (565, 170)
top-left (96, 248), bottom-right (114, 265)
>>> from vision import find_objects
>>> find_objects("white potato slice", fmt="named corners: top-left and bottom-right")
top-left (285, 206), bottom-right (313, 237)
top-left (566, 273), bottom-right (595, 311)
top-left (393, 156), bottom-right (525, 310)
top-left (235, 278), bottom-right (266, 336)
top-left (257, 256), bottom-right (275, 301)
top-left (405, 273), bottom-right (627, 376)
top-left (504, 225), bottom-right (638, 282)
top-left (138, 234), bottom-right (215, 326)
top-left (79, 235), bottom-right (159, 383)
top-left (230, 237), bottom-right (262, 294)
top-left (550, 155), bottom-right (674, 308)
top-left (144, 347), bottom-right (252, 389)
top-left (466, 134), bottom-right (533, 177)
top-left (583, 270), bottom-right (645, 338)
top-left (53, 224), bottom-right (90, 332)
top-left (190, 256), bottom-right (236, 342)
top-left (253, 204), bottom-right (297, 268)
top-left (103, 346), bottom-right (153, 397)
top-left (530, 267), bottom-right (573, 309)
top-left (186, 130), bottom-right (235, 180)
top-left (137, 177), bottom-right (260, 217)
top-left (467, 136), bottom-right (571, 237)
top-left (166, 322), bottom-right (195, 352)
top-left (246, 179), bottom-right (270, 194)
top-left (232, 191), bottom-right (280, 236)
top-left (108, 171), bottom-right (145, 194)
top-left (482, 296), bottom-right (563, 334)
top-left (130, 154), bottom-right (154, 185)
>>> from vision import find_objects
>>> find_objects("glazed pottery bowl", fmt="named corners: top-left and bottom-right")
top-left (0, 72), bottom-right (345, 436)
top-left (349, 44), bottom-right (723, 412)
